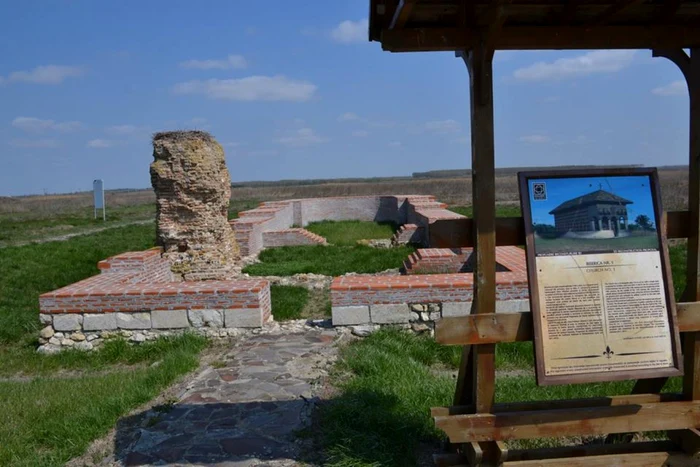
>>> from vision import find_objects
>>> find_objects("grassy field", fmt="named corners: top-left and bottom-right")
top-left (306, 220), bottom-right (396, 246)
top-left (0, 223), bottom-right (210, 465)
top-left (244, 220), bottom-right (410, 277)
top-left (244, 244), bottom-right (413, 276)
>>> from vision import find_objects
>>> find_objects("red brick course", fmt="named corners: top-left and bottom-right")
top-left (331, 246), bottom-right (529, 307)
top-left (40, 249), bottom-right (271, 320)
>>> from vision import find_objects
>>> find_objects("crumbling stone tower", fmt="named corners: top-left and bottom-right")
top-left (150, 130), bottom-right (239, 280)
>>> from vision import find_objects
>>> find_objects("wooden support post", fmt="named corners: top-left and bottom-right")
top-left (452, 43), bottom-right (498, 462)
top-left (685, 48), bottom-right (700, 401)
top-left (655, 48), bottom-right (700, 400)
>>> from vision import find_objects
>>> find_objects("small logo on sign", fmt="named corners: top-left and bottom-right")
top-left (533, 182), bottom-right (547, 200)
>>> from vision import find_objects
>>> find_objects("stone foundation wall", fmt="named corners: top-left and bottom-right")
top-left (331, 299), bottom-right (530, 326)
top-left (38, 249), bottom-right (272, 353)
top-left (330, 269), bottom-right (529, 326)
top-left (262, 228), bottom-right (327, 247)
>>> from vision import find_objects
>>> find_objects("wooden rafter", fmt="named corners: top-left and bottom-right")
top-left (389, 0), bottom-right (415, 29)
top-left (587, 0), bottom-right (646, 26)
top-left (380, 25), bottom-right (700, 51)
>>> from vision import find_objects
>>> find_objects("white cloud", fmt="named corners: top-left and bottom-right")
top-left (331, 19), bottom-right (368, 44)
top-left (519, 134), bottom-right (550, 144)
top-left (106, 124), bottom-right (138, 135)
top-left (87, 139), bottom-right (112, 148)
top-left (513, 50), bottom-right (636, 81)
top-left (12, 117), bottom-right (82, 133)
top-left (179, 54), bottom-right (248, 70)
top-left (652, 80), bottom-right (686, 96)
top-left (424, 119), bottom-right (461, 134)
top-left (338, 112), bottom-right (360, 122)
top-left (352, 130), bottom-right (369, 137)
top-left (172, 75), bottom-right (317, 102)
top-left (388, 141), bottom-right (402, 148)
top-left (1, 65), bottom-right (83, 85)
top-left (9, 139), bottom-right (60, 148)
top-left (275, 128), bottom-right (327, 147)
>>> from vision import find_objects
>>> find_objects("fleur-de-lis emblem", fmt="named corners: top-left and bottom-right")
top-left (603, 346), bottom-right (614, 359)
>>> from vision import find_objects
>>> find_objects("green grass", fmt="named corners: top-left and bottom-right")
top-left (318, 328), bottom-right (458, 467)
top-left (0, 334), bottom-right (205, 466)
top-left (0, 203), bottom-right (155, 247)
top-left (449, 205), bottom-right (522, 218)
top-left (271, 285), bottom-right (309, 320)
top-left (319, 329), bottom-right (685, 466)
top-left (0, 222), bottom-right (208, 465)
top-left (0, 223), bottom-right (156, 346)
top-left (670, 243), bottom-right (687, 300)
top-left (306, 220), bottom-right (396, 246)
top-left (244, 244), bottom-right (415, 276)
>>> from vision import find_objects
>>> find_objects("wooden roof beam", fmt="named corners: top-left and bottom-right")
top-left (659, 0), bottom-right (682, 23)
top-left (586, 0), bottom-right (646, 26)
top-left (559, 0), bottom-right (584, 25)
top-left (390, 0), bottom-right (416, 29)
top-left (380, 26), bottom-right (700, 51)
top-left (482, 1), bottom-right (512, 50)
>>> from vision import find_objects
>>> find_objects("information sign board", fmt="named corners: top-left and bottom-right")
top-left (519, 168), bottom-right (682, 385)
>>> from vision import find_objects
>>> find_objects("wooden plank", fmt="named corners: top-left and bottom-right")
top-left (389, 0), bottom-right (415, 29)
top-left (586, 0), bottom-right (645, 26)
top-left (380, 26), bottom-right (700, 52)
top-left (504, 451), bottom-right (695, 466)
top-left (435, 302), bottom-right (700, 346)
top-left (506, 440), bottom-right (677, 462)
top-left (432, 393), bottom-right (684, 418)
top-left (429, 211), bottom-right (688, 248)
top-left (434, 400), bottom-right (700, 443)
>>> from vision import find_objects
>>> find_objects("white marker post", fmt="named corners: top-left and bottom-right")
top-left (93, 179), bottom-right (106, 221)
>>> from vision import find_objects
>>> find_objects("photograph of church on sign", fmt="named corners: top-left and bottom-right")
top-left (525, 175), bottom-right (660, 256)
top-left (549, 187), bottom-right (632, 237)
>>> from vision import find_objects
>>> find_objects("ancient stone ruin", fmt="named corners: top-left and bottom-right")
top-left (150, 131), bottom-right (239, 280)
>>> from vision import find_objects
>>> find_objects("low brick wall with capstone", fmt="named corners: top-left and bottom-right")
top-left (37, 248), bottom-right (271, 353)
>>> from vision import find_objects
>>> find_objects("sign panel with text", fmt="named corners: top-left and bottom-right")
top-left (519, 168), bottom-right (682, 385)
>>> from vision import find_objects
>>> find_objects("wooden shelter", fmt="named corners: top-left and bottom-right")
top-left (369, 1), bottom-right (700, 465)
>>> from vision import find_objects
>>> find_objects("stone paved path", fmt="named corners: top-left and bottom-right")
top-left (115, 328), bottom-right (338, 466)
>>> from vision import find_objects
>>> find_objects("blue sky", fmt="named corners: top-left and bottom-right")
top-left (528, 175), bottom-right (656, 225)
top-left (0, 1), bottom-right (692, 196)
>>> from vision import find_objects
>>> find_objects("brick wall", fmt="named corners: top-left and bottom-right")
top-left (39, 249), bottom-right (271, 332)
top-left (230, 194), bottom-right (467, 257)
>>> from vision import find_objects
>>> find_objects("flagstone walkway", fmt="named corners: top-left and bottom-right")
top-left (115, 327), bottom-right (339, 466)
